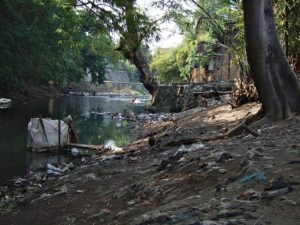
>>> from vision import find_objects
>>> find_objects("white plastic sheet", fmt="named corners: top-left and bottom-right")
top-left (27, 118), bottom-right (69, 149)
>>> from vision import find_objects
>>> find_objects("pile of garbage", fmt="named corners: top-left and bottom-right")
top-left (0, 104), bottom-right (299, 225)
top-left (0, 162), bottom-right (75, 212)
top-left (98, 118), bottom-right (299, 225)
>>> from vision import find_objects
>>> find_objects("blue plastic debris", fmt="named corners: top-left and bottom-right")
top-left (241, 171), bottom-right (267, 183)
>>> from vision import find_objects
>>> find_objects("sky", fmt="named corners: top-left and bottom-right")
top-left (136, 0), bottom-right (183, 50)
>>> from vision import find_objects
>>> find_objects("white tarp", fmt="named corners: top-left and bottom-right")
top-left (27, 118), bottom-right (69, 149)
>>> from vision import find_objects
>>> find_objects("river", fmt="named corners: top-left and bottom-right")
top-left (0, 95), bottom-right (150, 184)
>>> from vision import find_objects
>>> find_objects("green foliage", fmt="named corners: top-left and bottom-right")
top-left (274, 0), bottom-right (300, 74)
top-left (0, 0), bottom-right (112, 92)
top-left (150, 48), bottom-right (182, 84)
top-left (156, 0), bottom-right (299, 78)
top-left (77, 0), bottom-right (159, 91)
top-left (150, 31), bottom-right (218, 84)
top-left (121, 60), bottom-right (139, 82)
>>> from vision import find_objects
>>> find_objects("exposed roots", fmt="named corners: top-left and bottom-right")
top-left (231, 77), bottom-right (259, 107)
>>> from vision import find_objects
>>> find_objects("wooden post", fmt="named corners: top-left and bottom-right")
top-left (38, 115), bottom-right (49, 149)
top-left (64, 115), bottom-right (79, 143)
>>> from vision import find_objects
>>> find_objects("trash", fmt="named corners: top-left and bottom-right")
top-left (99, 154), bottom-right (125, 161)
top-left (175, 143), bottom-right (205, 155)
top-left (133, 211), bottom-right (170, 225)
top-left (53, 185), bottom-right (69, 196)
top-left (261, 187), bottom-right (291, 199)
top-left (127, 199), bottom-right (137, 206)
top-left (31, 193), bottom-right (52, 203)
top-left (71, 147), bottom-right (80, 156)
top-left (218, 168), bottom-right (227, 174)
top-left (264, 177), bottom-right (293, 191)
top-left (240, 171), bottom-right (267, 183)
top-left (238, 189), bottom-right (260, 200)
top-left (46, 169), bottom-right (62, 176)
top-left (27, 118), bottom-right (69, 150)
top-left (104, 140), bottom-right (123, 153)
top-left (176, 145), bottom-right (188, 155)
top-left (12, 178), bottom-right (27, 187)
top-left (46, 163), bottom-right (73, 175)
top-left (0, 98), bottom-right (12, 109)
top-left (165, 209), bottom-right (202, 224)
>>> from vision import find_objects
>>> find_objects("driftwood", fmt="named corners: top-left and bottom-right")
top-left (66, 143), bottom-right (110, 154)
top-left (34, 143), bottom-right (112, 155)
top-left (165, 108), bottom-right (263, 146)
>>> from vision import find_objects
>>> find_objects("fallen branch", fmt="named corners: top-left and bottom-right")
top-left (165, 108), bottom-right (263, 146)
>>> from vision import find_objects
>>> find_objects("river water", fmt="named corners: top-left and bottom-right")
top-left (0, 95), bottom-right (150, 184)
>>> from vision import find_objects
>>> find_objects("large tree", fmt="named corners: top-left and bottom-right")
top-left (242, 0), bottom-right (300, 120)
top-left (0, 0), bottom-right (110, 92)
top-left (77, 0), bottom-right (158, 94)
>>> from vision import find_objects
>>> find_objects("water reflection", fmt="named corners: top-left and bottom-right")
top-left (0, 95), bottom-right (149, 184)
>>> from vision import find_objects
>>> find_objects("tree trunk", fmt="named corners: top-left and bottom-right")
top-left (242, 0), bottom-right (300, 120)
top-left (131, 50), bottom-right (157, 95)
top-left (118, 38), bottom-right (157, 95)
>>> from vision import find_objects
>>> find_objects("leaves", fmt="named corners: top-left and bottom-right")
top-left (0, 0), bottom-right (113, 91)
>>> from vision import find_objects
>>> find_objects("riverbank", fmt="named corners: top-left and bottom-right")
top-left (1, 86), bottom-right (63, 105)
top-left (1, 102), bottom-right (300, 225)
top-left (2, 84), bottom-right (147, 104)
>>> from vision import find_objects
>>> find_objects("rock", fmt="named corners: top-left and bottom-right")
top-left (127, 199), bottom-right (137, 206)
top-left (148, 135), bottom-right (156, 146)
top-left (84, 173), bottom-right (96, 181)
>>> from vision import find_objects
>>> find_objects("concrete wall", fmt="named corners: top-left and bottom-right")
top-left (151, 82), bottom-right (232, 113)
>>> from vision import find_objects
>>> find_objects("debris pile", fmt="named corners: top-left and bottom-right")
top-left (0, 104), bottom-right (299, 225)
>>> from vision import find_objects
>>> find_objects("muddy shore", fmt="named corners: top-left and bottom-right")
top-left (0, 102), bottom-right (300, 225)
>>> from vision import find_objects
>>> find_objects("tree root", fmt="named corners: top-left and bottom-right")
top-left (165, 107), bottom-right (263, 146)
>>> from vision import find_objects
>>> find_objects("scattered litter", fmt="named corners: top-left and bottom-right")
top-left (0, 98), bottom-right (12, 109)
top-left (27, 118), bottom-right (69, 150)
top-left (46, 163), bottom-right (74, 175)
top-left (99, 154), bottom-right (125, 161)
top-left (104, 140), bottom-right (123, 153)
top-left (281, 197), bottom-right (297, 206)
top-left (71, 148), bottom-right (80, 156)
top-left (53, 185), bottom-right (69, 196)
top-left (241, 171), bottom-right (267, 183)
top-left (261, 187), bottom-right (290, 198)
top-left (175, 143), bottom-right (205, 155)
top-left (127, 199), bottom-right (137, 206)
top-left (238, 189), bottom-right (260, 200)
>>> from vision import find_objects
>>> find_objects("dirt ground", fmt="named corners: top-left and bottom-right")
top-left (0, 102), bottom-right (300, 225)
